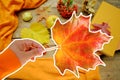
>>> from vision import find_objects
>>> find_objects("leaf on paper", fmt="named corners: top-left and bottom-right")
top-left (52, 13), bottom-right (112, 78)
top-left (21, 22), bottom-right (50, 44)
top-left (92, 22), bottom-right (111, 36)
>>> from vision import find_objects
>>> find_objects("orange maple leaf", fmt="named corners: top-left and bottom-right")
top-left (51, 12), bottom-right (112, 78)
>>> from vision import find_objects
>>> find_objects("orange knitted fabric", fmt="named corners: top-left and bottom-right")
top-left (0, 48), bottom-right (21, 79)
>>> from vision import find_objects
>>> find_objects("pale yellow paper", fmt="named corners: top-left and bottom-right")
top-left (91, 1), bottom-right (120, 56)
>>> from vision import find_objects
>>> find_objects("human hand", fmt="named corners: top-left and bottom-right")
top-left (9, 39), bottom-right (45, 65)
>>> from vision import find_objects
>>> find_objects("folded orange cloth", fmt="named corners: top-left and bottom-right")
top-left (0, 48), bottom-right (21, 79)
top-left (0, 0), bottom-right (47, 51)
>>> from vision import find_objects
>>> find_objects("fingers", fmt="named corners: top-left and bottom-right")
top-left (25, 47), bottom-right (44, 59)
top-left (23, 39), bottom-right (45, 57)
top-left (12, 39), bottom-right (45, 63)
top-left (23, 39), bottom-right (44, 51)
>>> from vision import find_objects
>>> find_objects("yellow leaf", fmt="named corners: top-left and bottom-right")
top-left (21, 22), bottom-right (50, 44)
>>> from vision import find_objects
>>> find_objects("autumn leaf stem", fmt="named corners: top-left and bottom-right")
top-left (45, 46), bottom-right (58, 52)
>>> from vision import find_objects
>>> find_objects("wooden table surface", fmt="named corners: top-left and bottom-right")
top-left (100, 51), bottom-right (120, 80)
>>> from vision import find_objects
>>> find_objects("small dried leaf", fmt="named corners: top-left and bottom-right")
top-left (88, 0), bottom-right (97, 7)
top-left (82, 0), bottom-right (96, 14)
top-left (36, 6), bottom-right (51, 21)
